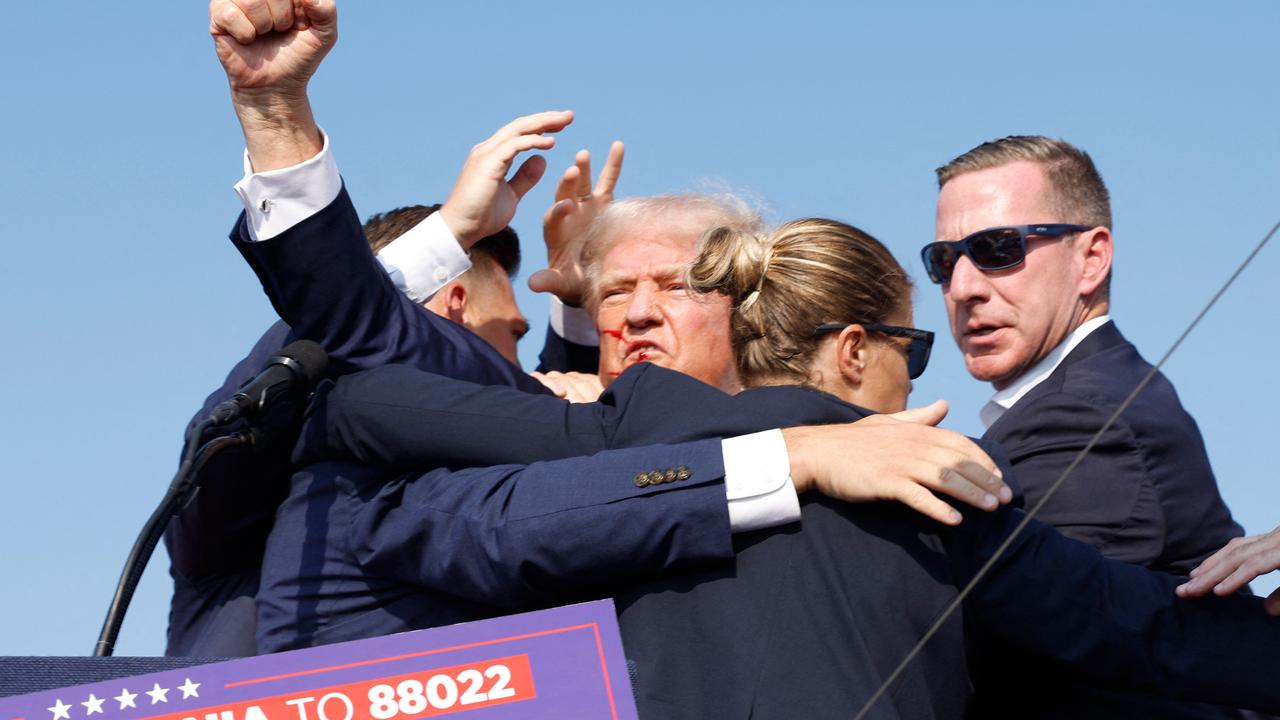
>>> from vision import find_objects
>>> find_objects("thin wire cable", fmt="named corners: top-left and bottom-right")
top-left (851, 216), bottom-right (1280, 720)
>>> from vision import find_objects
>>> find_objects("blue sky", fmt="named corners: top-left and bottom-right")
top-left (1, 1), bottom-right (1277, 655)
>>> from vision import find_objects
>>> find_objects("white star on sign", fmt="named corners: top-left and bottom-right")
top-left (146, 683), bottom-right (170, 704)
top-left (81, 695), bottom-right (105, 716)
top-left (115, 688), bottom-right (138, 710)
top-left (48, 699), bottom-right (72, 720)
top-left (177, 678), bottom-right (201, 699)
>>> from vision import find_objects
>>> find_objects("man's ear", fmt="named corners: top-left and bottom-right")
top-left (835, 324), bottom-right (869, 387)
top-left (423, 282), bottom-right (468, 325)
top-left (1077, 226), bottom-right (1113, 298)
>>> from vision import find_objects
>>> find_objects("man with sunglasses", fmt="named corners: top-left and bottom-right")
top-left (924, 136), bottom-right (1246, 718)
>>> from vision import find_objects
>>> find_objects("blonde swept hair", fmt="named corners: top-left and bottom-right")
top-left (580, 193), bottom-right (763, 309)
top-left (687, 218), bottom-right (912, 387)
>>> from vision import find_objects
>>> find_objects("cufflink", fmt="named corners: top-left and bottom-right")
top-left (258, 198), bottom-right (272, 213)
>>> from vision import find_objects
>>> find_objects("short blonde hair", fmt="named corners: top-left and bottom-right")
top-left (687, 218), bottom-right (912, 387)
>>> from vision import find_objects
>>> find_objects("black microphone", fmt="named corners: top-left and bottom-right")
top-left (208, 339), bottom-right (329, 425)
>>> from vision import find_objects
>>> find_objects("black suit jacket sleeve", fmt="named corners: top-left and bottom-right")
top-left (342, 439), bottom-right (733, 606)
top-left (949, 477), bottom-right (1280, 712)
top-left (295, 364), bottom-right (619, 468)
top-left (231, 186), bottom-right (547, 393)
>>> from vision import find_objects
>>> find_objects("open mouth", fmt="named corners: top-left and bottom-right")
top-left (624, 341), bottom-right (659, 365)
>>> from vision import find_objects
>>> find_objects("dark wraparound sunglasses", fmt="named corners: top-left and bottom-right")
top-left (813, 322), bottom-right (935, 379)
top-left (920, 224), bottom-right (1090, 284)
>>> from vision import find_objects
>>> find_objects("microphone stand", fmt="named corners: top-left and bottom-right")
top-left (92, 421), bottom-right (261, 657)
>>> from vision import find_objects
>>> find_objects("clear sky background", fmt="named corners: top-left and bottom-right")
top-left (1, 1), bottom-right (1277, 656)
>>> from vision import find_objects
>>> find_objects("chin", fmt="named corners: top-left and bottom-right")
top-left (964, 356), bottom-right (1018, 386)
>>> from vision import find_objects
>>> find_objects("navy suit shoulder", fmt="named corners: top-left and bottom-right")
top-left (985, 321), bottom-right (1241, 572)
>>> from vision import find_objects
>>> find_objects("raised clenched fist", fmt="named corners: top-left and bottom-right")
top-left (209, 0), bottom-right (338, 96)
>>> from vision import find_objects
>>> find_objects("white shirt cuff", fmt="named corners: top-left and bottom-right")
top-left (376, 212), bottom-right (472, 303)
top-left (721, 429), bottom-right (801, 532)
top-left (233, 128), bottom-right (341, 242)
top-left (549, 296), bottom-right (600, 347)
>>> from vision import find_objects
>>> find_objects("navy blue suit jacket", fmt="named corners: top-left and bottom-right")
top-left (974, 321), bottom-right (1246, 719)
top-left (164, 188), bottom-right (547, 656)
top-left (277, 363), bottom-right (1280, 718)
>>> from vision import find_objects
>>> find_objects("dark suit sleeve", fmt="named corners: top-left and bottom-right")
top-left (991, 391), bottom-right (1164, 566)
top-left (535, 324), bottom-right (601, 373)
top-left (949, 493), bottom-right (1280, 712)
top-left (296, 364), bottom-right (621, 468)
top-left (231, 187), bottom-right (547, 394)
top-left (346, 439), bottom-right (733, 606)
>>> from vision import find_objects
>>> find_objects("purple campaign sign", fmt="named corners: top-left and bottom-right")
top-left (0, 600), bottom-right (636, 720)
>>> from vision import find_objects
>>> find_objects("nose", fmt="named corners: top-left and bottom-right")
top-left (624, 283), bottom-right (663, 329)
top-left (945, 255), bottom-right (990, 304)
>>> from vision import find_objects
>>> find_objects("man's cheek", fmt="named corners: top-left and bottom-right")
top-left (598, 329), bottom-right (625, 379)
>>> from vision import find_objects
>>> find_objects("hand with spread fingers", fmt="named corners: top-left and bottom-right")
top-left (438, 111), bottom-right (576, 250)
top-left (528, 141), bottom-right (626, 307)
top-left (783, 400), bottom-right (1012, 526)
top-left (1177, 525), bottom-right (1280, 615)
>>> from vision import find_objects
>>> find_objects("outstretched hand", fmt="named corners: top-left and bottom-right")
top-left (439, 111), bottom-right (576, 249)
top-left (528, 141), bottom-right (625, 307)
top-left (783, 400), bottom-right (1011, 526)
top-left (1177, 525), bottom-right (1280, 615)
top-left (210, 0), bottom-right (337, 96)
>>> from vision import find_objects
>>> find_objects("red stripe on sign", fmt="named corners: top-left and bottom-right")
top-left (225, 623), bottom-right (596, 688)
top-left (591, 624), bottom-right (620, 720)
top-left (141, 655), bottom-right (534, 720)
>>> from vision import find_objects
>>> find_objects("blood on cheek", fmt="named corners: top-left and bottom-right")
top-left (602, 327), bottom-right (624, 377)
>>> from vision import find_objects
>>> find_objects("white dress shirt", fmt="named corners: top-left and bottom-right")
top-left (231, 137), bottom-right (802, 533)
top-left (980, 315), bottom-right (1113, 429)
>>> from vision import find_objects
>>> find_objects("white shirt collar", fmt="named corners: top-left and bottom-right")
top-left (979, 315), bottom-right (1112, 429)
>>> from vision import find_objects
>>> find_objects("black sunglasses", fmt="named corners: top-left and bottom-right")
top-left (813, 322), bottom-right (935, 379)
top-left (920, 224), bottom-right (1090, 284)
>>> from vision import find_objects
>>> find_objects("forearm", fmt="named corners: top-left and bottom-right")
top-left (296, 365), bottom-right (610, 467)
top-left (352, 439), bottom-right (734, 606)
top-left (233, 89), bottom-right (323, 172)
